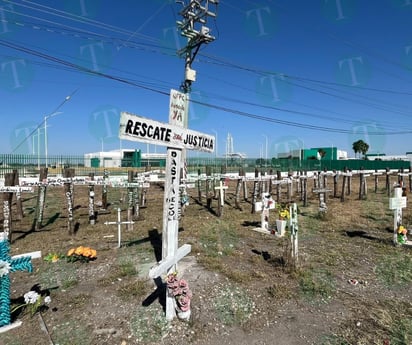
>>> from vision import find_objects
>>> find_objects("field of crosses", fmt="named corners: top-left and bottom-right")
top-left (0, 166), bottom-right (411, 345)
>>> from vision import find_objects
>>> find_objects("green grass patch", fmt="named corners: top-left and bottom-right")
top-left (298, 267), bottom-right (335, 303)
top-left (390, 316), bottom-right (412, 344)
top-left (212, 283), bottom-right (255, 326)
top-left (51, 320), bottom-right (92, 345)
top-left (39, 260), bottom-right (78, 290)
top-left (117, 280), bottom-right (149, 301)
top-left (318, 334), bottom-right (350, 345)
top-left (130, 304), bottom-right (170, 343)
top-left (375, 251), bottom-right (412, 287)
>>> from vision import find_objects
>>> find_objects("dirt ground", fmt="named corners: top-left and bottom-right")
top-left (0, 172), bottom-right (411, 345)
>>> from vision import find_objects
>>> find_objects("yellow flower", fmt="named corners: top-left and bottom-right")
top-left (398, 225), bottom-right (407, 235)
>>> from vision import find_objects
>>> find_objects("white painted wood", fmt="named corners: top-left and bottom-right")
top-left (214, 180), bottom-right (228, 206)
top-left (389, 187), bottom-right (406, 245)
top-left (12, 251), bottom-right (42, 260)
top-left (0, 320), bottom-right (22, 333)
top-left (149, 244), bottom-right (192, 279)
top-left (0, 186), bottom-right (33, 193)
top-left (253, 193), bottom-right (276, 234)
top-left (104, 208), bottom-right (134, 248)
top-left (120, 104), bottom-right (215, 321)
top-left (119, 112), bottom-right (215, 153)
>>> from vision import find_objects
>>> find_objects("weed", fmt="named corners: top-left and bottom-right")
top-left (375, 252), bottom-right (412, 287)
top-left (117, 280), bottom-right (149, 300)
top-left (298, 267), bottom-right (335, 302)
top-left (212, 282), bottom-right (255, 326)
top-left (117, 257), bottom-right (138, 277)
top-left (130, 304), bottom-right (170, 343)
top-left (52, 320), bottom-right (92, 345)
top-left (39, 260), bottom-right (78, 290)
top-left (319, 334), bottom-right (350, 345)
top-left (390, 317), bottom-right (412, 345)
top-left (266, 282), bottom-right (293, 300)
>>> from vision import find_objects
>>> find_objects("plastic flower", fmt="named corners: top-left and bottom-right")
top-left (12, 288), bottom-right (51, 317)
top-left (166, 272), bottom-right (193, 315)
top-left (398, 225), bottom-right (407, 235)
top-left (0, 260), bottom-right (11, 277)
top-left (24, 291), bottom-right (40, 304)
top-left (177, 294), bottom-right (191, 312)
top-left (66, 246), bottom-right (97, 262)
top-left (279, 209), bottom-right (290, 219)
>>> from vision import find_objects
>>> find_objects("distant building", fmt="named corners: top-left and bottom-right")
top-left (366, 153), bottom-right (409, 161)
top-left (84, 149), bottom-right (166, 168)
top-left (277, 147), bottom-right (348, 160)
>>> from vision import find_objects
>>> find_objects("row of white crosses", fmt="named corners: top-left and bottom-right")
top-left (119, 88), bottom-right (215, 321)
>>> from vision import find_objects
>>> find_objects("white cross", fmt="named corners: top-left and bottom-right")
top-left (119, 108), bottom-right (215, 321)
top-left (214, 180), bottom-right (228, 206)
top-left (104, 208), bottom-right (134, 248)
top-left (389, 187), bottom-right (407, 245)
top-left (253, 193), bottom-right (276, 234)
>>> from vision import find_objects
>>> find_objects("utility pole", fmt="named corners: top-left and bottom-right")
top-left (176, 0), bottom-right (218, 171)
top-left (176, 0), bottom-right (218, 95)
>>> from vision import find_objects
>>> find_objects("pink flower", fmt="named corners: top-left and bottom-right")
top-left (179, 279), bottom-right (188, 288)
top-left (177, 295), bottom-right (191, 312)
top-left (171, 287), bottom-right (183, 296)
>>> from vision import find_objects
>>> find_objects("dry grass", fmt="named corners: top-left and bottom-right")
top-left (1, 174), bottom-right (411, 344)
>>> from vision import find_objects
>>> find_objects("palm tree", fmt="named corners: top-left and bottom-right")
top-left (352, 140), bottom-right (369, 159)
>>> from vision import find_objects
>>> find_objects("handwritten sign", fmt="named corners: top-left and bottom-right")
top-left (169, 89), bottom-right (187, 127)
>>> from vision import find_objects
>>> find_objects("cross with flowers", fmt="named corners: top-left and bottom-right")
top-left (0, 233), bottom-right (41, 331)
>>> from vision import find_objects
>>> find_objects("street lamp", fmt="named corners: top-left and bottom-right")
top-left (262, 134), bottom-right (268, 167)
top-left (44, 94), bottom-right (72, 168)
top-left (44, 111), bottom-right (63, 168)
top-left (211, 129), bottom-right (218, 161)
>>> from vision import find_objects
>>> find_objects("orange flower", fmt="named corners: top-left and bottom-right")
top-left (74, 246), bottom-right (85, 256)
top-left (67, 248), bottom-right (75, 256)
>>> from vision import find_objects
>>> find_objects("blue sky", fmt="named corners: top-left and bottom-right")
top-left (1, 0), bottom-right (412, 159)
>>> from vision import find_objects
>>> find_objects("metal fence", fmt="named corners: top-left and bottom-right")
top-left (0, 154), bottom-right (410, 179)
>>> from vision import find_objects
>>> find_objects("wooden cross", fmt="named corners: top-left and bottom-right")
top-left (0, 186), bottom-right (34, 239)
top-left (312, 186), bottom-right (332, 214)
top-left (104, 208), bottom-right (134, 248)
top-left (389, 187), bottom-right (407, 246)
top-left (0, 233), bottom-right (41, 332)
top-left (119, 103), bottom-right (215, 321)
top-left (214, 179), bottom-right (228, 217)
top-left (289, 203), bottom-right (299, 268)
top-left (252, 193), bottom-right (276, 234)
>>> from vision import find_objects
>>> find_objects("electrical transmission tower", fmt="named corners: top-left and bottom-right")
top-left (176, 0), bottom-right (218, 93)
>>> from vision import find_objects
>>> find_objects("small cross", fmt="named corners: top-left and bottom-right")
top-left (214, 180), bottom-right (228, 206)
top-left (389, 187), bottom-right (407, 245)
top-left (253, 193), bottom-right (276, 234)
top-left (104, 208), bottom-right (134, 248)
top-left (0, 233), bottom-right (40, 330)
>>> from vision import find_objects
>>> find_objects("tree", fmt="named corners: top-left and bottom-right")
top-left (352, 139), bottom-right (369, 159)
top-left (317, 148), bottom-right (326, 159)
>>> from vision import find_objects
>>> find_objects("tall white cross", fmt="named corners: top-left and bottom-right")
top-left (119, 105), bottom-right (215, 321)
